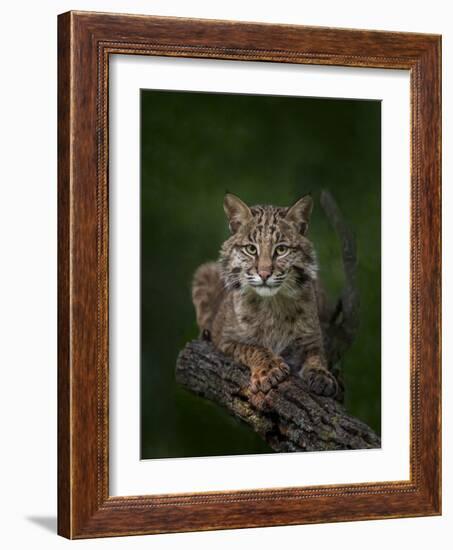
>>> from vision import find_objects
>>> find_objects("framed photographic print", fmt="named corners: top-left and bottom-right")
top-left (58, 11), bottom-right (441, 538)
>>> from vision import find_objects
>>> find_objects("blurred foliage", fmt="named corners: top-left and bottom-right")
top-left (141, 90), bottom-right (381, 459)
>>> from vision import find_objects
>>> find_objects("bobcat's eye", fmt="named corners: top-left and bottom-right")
top-left (275, 245), bottom-right (289, 256)
top-left (244, 244), bottom-right (257, 256)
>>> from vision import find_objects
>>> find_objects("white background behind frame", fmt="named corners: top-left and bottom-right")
top-left (109, 55), bottom-right (410, 497)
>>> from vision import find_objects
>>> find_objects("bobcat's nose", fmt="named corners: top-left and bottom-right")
top-left (258, 269), bottom-right (272, 282)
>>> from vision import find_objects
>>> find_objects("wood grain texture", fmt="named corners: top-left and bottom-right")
top-left (57, 10), bottom-right (441, 539)
top-left (57, 11), bottom-right (71, 538)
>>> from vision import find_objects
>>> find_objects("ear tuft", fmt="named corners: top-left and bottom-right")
top-left (223, 193), bottom-right (252, 234)
top-left (285, 195), bottom-right (313, 235)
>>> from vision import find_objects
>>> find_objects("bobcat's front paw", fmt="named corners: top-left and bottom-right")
top-left (250, 359), bottom-right (290, 393)
top-left (300, 366), bottom-right (338, 397)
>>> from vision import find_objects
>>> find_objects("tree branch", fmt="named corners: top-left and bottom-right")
top-left (176, 339), bottom-right (380, 453)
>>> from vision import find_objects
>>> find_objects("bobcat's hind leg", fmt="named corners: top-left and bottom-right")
top-left (192, 262), bottom-right (223, 335)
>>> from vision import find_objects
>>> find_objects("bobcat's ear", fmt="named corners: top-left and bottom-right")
top-left (285, 195), bottom-right (313, 235)
top-left (223, 193), bottom-right (252, 234)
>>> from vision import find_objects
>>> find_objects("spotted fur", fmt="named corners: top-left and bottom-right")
top-left (192, 193), bottom-right (337, 397)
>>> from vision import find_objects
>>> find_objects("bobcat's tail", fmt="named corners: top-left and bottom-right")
top-left (319, 190), bottom-right (360, 368)
top-left (192, 262), bottom-right (223, 336)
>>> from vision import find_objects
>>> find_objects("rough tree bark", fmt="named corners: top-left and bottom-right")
top-left (176, 340), bottom-right (380, 452)
top-left (176, 190), bottom-right (380, 452)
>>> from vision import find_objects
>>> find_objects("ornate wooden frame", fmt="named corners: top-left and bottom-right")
top-left (58, 10), bottom-right (441, 539)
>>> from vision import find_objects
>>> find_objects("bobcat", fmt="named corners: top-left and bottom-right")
top-left (192, 193), bottom-right (338, 397)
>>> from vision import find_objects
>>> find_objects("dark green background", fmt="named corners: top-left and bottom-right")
top-left (141, 90), bottom-right (381, 459)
